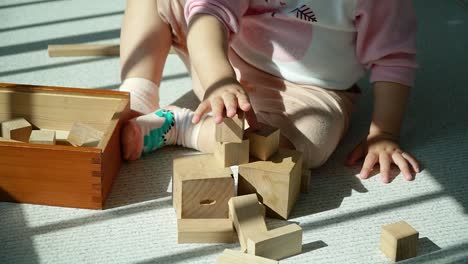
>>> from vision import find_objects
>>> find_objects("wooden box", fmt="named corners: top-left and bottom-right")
top-left (0, 83), bottom-right (131, 209)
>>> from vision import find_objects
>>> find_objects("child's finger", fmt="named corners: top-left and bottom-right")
top-left (236, 93), bottom-right (252, 112)
top-left (402, 152), bottom-right (420, 173)
top-left (393, 152), bottom-right (414, 181)
top-left (359, 152), bottom-right (378, 179)
top-left (193, 101), bottom-right (210, 124)
top-left (379, 153), bottom-right (393, 184)
top-left (222, 93), bottom-right (238, 118)
top-left (210, 97), bottom-right (225, 124)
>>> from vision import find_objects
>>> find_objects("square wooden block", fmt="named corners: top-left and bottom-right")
top-left (67, 122), bottom-right (104, 147)
top-left (0, 83), bottom-right (131, 209)
top-left (177, 218), bottom-right (236, 244)
top-left (1, 117), bottom-right (32, 142)
top-left (238, 149), bottom-right (302, 219)
top-left (380, 221), bottom-right (419, 261)
top-left (173, 154), bottom-right (234, 219)
top-left (245, 125), bottom-right (280, 161)
top-left (214, 139), bottom-right (249, 167)
top-left (29, 130), bottom-right (56, 145)
top-left (215, 111), bottom-right (245, 143)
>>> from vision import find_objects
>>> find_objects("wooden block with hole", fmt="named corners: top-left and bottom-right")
top-left (29, 130), bottom-right (56, 145)
top-left (215, 111), bottom-right (245, 143)
top-left (380, 221), bottom-right (419, 262)
top-left (177, 219), bottom-right (236, 244)
top-left (247, 224), bottom-right (303, 260)
top-left (173, 154), bottom-right (234, 219)
top-left (67, 122), bottom-right (104, 147)
top-left (1, 118), bottom-right (32, 142)
top-left (216, 249), bottom-right (278, 264)
top-left (245, 124), bottom-right (280, 161)
top-left (238, 149), bottom-right (302, 219)
top-left (214, 138), bottom-right (249, 167)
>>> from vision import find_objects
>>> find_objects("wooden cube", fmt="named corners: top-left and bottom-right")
top-left (238, 149), bottom-right (302, 219)
top-left (67, 122), bottom-right (104, 147)
top-left (29, 130), bottom-right (56, 145)
top-left (245, 125), bottom-right (280, 161)
top-left (0, 83), bottom-right (131, 209)
top-left (214, 139), bottom-right (249, 167)
top-left (215, 111), bottom-right (244, 143)
top-left (216, 249), bottom-right (278, 264)
top-left (173, 154), bottom-right (234, 219)
top-left (177, 218), bottom-right (236, 244)
top-left (1, 118), bottom-right (32, 142)
top-left (380, 221), bottom-right (419, 261)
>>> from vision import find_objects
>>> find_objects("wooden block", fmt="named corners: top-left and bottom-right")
top-left (380, 221), bottom-right (419, 261)
top-left (214, 139), bottom-right (249, 167)
top-left (177, 219), bottom-right (236, 244)
top-left (247, 224), bottom-right (303, 260)
top-left (1, 118), bottom-right (32, 142)
top-left (238, 149), bottom-right (303, 219)
top-left (173, 154), bottom-right (234, 219)
top-left (67, 122), bottom-right (104, 147)
top-left (48, 44), bottom-right (120, 57)
top-left (215, 111), bottom-right (245, 143)
top-left (245, 125), bottom-right (280, 161)
top-left (216, 249), bottom-right (278, 264)
top-left (29, 130), bottom-right (56, 145)
top-left (228, 194), bottom-right (268, 251)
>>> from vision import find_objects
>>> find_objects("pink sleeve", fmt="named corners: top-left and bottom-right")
top-left (184, 0), bottom-right (250, 34)
top-left (355, 0), bottom-right (418, 87)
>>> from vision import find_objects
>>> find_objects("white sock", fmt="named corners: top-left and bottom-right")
top-left (119, 77), bottom-right (160, 114)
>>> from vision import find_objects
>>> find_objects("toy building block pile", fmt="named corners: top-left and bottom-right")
top-left (0, 118), bottom-right (103, 147)
top-left (173, 111), bottom-right (306, 262)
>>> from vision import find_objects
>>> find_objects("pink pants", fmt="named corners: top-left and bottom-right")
top-left (158, 0), bottom-right (359, 169)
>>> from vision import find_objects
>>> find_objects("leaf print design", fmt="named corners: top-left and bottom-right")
top-left (290, 4), bottom-right (317, 22)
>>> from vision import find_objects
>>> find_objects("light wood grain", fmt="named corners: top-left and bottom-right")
top-left (29, 130), bottom-right (56, 145)
top-left (173, 154), bottom-right (234, 219)
top-left (380, 221), bottom-right (419, 261)
top-left (247, 224), bottom-right (303, 260)
top-left (67, 122), bottom-right (104, 147)
top-left (1, 118), bottom-right (32, 142)
top-left (215, 111), bottom-right (245, 143)
top-left (48, 44), bottom-right (176, 57)
top-left (238, 149), bottom-right (303, 219)
top-left (177, 219), bottom-right (236, 244)
top-left (214, 139), bottom-right (249, 167)
top-left (245, 125), bottom-right (280, 161)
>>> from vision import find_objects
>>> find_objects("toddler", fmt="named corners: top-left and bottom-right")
top-left (119, 0), bottom-right (420, 184)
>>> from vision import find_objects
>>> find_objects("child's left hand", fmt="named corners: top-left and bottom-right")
top-left (345, 133), bottom-right (420, 184)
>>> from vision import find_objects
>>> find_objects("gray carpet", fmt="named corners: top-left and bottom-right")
top-left (1, 0), bottom-right (467, 263)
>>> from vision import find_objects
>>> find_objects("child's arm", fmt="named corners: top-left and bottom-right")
top-left (347, 0), bottom-right (420, 183)
top-left (185, 1), bottom-right (257, 126)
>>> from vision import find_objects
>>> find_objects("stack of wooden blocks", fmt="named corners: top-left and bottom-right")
top-left (173, 112), bottom-right (305, 262)
top-left (0, 118), bottom-right (104, 147)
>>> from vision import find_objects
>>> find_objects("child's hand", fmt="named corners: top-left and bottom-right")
top-left (192, 79), bottom-right (258, 129)
top-left (346, 133), bottom-right (420, 184)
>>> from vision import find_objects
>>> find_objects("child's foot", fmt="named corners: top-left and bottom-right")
top-left (121, 106), bottom-right (200, 160)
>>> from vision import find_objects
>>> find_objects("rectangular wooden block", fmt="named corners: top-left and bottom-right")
top-left (247, 224), bottom-right (303, 260)
top-left (48, 44), bottom-right (120, 57)
top-left (228, 194), bottom-right (268, 251)
top-left (245, 125), bottom-right (280, 161)
top-left (301, 168), bottom-right (311, 193)
top-left (0, 83), bottom-right (131, 209)
top-left (238, 149), bottom-right (303, 219)
top-left (173, 154), bottom-right (234, 219)
top-left (380, 221), bottom-right (419, 261)
top-left (177, 218), bottom-right (236, 244)
top-left (214, 139), bottom-right (249, 167)
top-left (67, 122), bottom-right (104, 147)
top-left (216, 249), bottom-right (278, 264)
top-left (29, 130), bottom-right (56, 145)
top-left (0, 137), bottom-right (21, 143)
top-left (215, 111), bottom-right (245, 143)
top-left (1, 117), bottom-right (32, 142)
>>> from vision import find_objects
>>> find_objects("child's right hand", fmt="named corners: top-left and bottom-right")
top-left (191, 78), bottom-right (258, 129)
